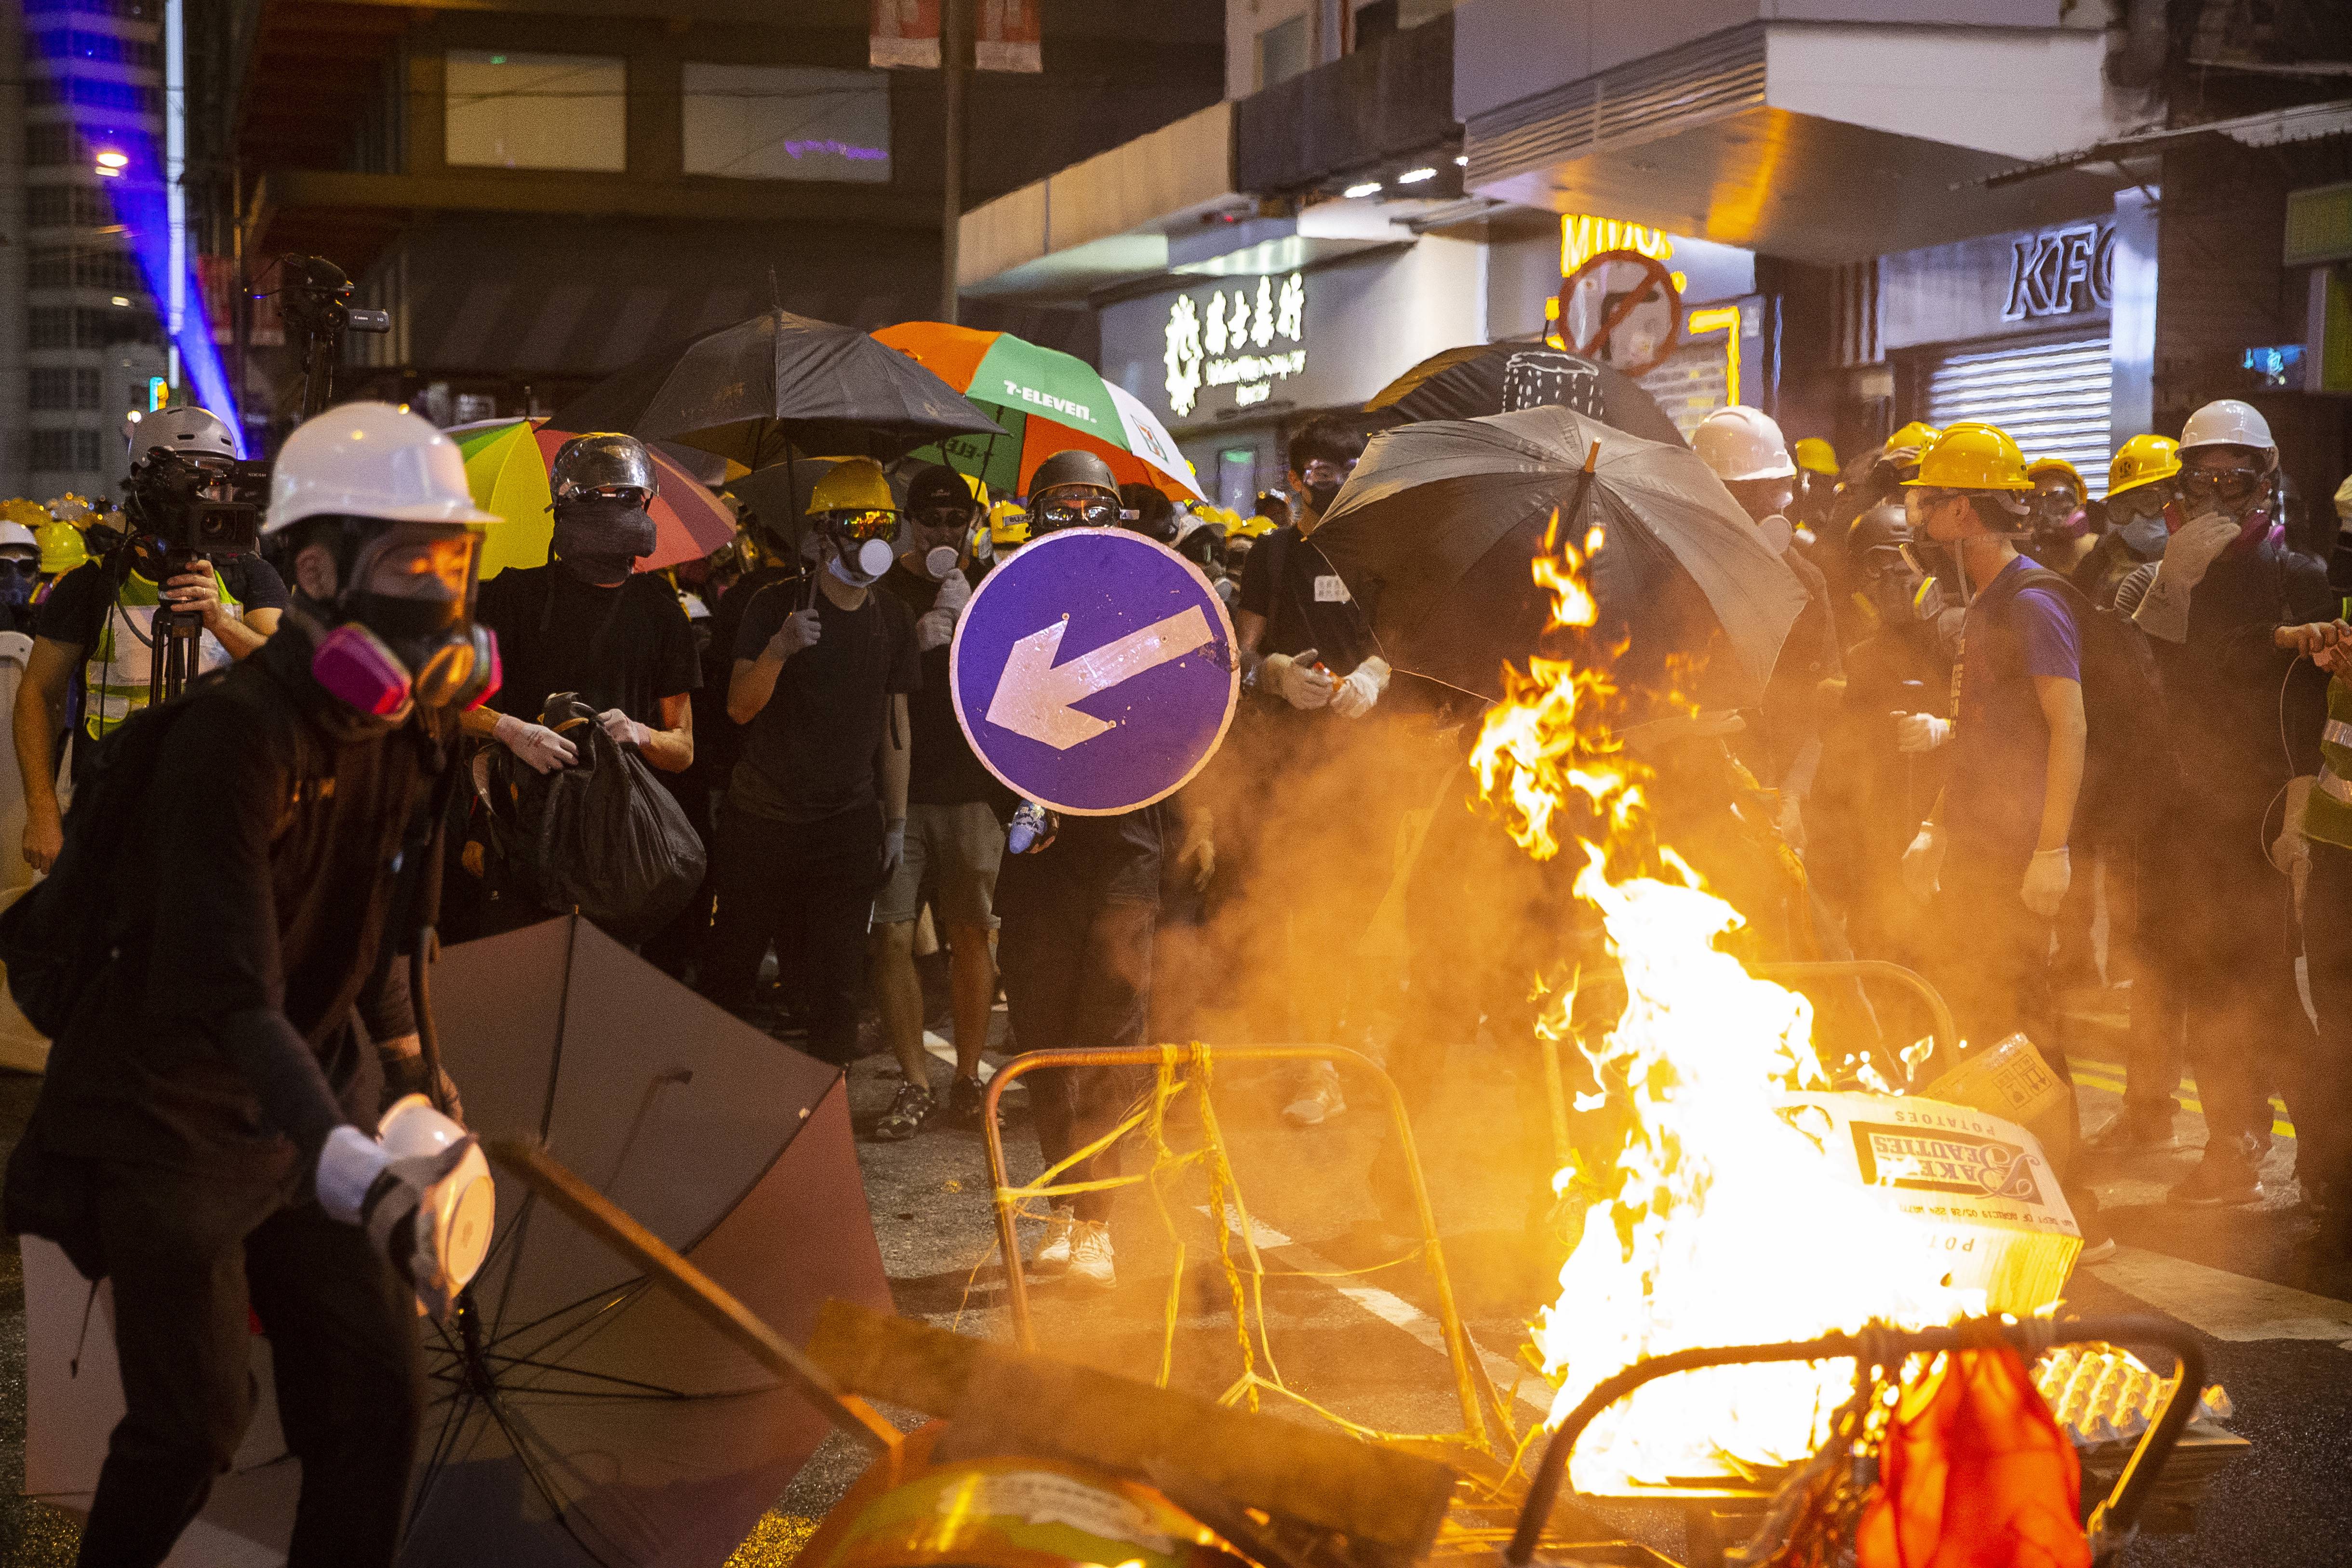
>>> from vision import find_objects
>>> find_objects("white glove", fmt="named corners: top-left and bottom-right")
top-left (492, 712), bottom-right (577, 773)
top-left (597, 708), bottom-right (652, 750)
top-left (882, 820), bottom-right (907, 879)
top-left (2133, 512), bottom-right (2239, 643)
top-left (316, 1121), bottom-right (487, 1321)
top-left (1330, 655), bottom-right (1391, 719)
top-left (934, 570), bottom-right (972, 613)
top-left (1901, 822), bottom-right (1945, 901)
top-left (2020, 846), bottom-right (2071, 919)
top-left (1262, 649), bottom-right (1335, 711)
top-left (1894, 713), bottom-right (1952, 754)
top-left (915, 608), bottom-right (957, 651)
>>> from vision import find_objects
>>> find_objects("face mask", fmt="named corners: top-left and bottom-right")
top-left (1756, 514), bottom-right (1793, 556)
top-left (1303, 478), bottom-right (1342, 516)
top-left (924, 545), bottom-right (960, 580)
top-left (315, 621), bottom-right (500, 717)
top-left (0, 558), bottom-right (35, 609)
top-left (551, 496), bottom-right (657, 562)
top-left (828, 536), bottom-right (895, 587)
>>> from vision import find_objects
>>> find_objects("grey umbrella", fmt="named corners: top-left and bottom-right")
top-left (1310, 404), bottom-right (1807, 709)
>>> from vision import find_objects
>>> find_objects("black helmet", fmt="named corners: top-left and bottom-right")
top-left (551, 432), bottom-right (656, 504)
top-left (1846, 501), bottom-right (1911, 559)
top-left (1028, 449), bottom-right (1123, 533)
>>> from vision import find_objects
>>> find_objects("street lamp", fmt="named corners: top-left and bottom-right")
top-left (95, 149), bottom-right (129, 177)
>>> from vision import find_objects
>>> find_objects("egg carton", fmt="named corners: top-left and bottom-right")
top-left (2032, 1343), bottom-right (2232, 1448)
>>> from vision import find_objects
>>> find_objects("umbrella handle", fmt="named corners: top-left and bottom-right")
top-left (486, 1138), bottom-right (901, 1456)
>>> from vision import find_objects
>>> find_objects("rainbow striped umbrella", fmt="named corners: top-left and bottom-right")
top-left (872, 322), bottom-right (1203, 501)
top-left (452, 420), bottom-right (736, 579)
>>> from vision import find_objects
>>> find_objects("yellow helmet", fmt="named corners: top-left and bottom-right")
top-left (1887, 421), bottom-right (1941, 455)
top-left (988, 497), bottom-right (1031, 549)
top-left (1793, 437), bottom-right (1840, 476)
top-left (36, 519), bottom-right (90, 575)
top-left (2025, 456), bottom-right (2086, 504)
top-left (1, 498), bottom-right (47, 531)
top-left (807, 457), bottom-right (895, 516)
top-left (1904, 424), bottom-right (2034, 492)
top-left (2108, 433), bottom-right (2180, 498)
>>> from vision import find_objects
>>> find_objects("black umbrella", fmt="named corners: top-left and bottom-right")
top-left (1364, 342), bottom-right (1686, 448)
top-left (549, 308), bottom-right (1002, 470)
top-left (1311, 405), bottom-right (1806, 709)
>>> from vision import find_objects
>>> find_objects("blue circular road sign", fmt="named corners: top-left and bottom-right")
top-left (950, 527), bottom-right (1239, 815)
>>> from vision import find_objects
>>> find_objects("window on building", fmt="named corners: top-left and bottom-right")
top-left (1256, 14), bottom-right (1306, 89)
top-left (29, 245), bottom-right (142, 291)
top-left (681, 63), bottom-right (891, 183)
top-left (29, 429), bottom-right (103, 472)
top-left (30, 367), bottom-right (103, 410)
top-left (27, 124), bottom-right (84, 167)
top-left (445, 50), bottom-right (626, 173)
top-left (27, 184), bottom-right (113, 226)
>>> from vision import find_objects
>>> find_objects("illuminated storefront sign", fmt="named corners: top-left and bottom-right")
top-left (2001, 221), bottom-right (2115, 322)
top-left (1164, 272), bottom-right (1307, 417)
top-left (1559, 213), bottom-right (1688, 297)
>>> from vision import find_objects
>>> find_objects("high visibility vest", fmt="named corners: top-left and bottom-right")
top-left (2308, 672), bottom-right (2352, 851)
top-left (78, 569), bottom-right (244, 744)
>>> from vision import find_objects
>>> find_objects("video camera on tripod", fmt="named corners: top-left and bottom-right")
top-left (116, 427), bottom-right (273, 703)
top-left (279, 253), bottom-right (393, 420)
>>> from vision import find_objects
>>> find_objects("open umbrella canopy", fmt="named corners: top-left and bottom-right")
top-left (1365, 343), bottom-right (1686, 447)
top-left (22, 916), bottom-right (892, 1568)
top-left (873, 321), bottom-right (1203, 501)
top-left (454, 421), bottom-right (737, 579)
top-left (548, 308), bottom-right (1001, 470)
top-left (1311, 404), bottom-right (1806, 709)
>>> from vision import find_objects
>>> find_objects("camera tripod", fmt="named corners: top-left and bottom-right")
top-left (144, 555), bottom-right (211, 704)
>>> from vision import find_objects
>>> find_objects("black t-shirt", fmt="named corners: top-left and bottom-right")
top-left (731, 577), bottom-right (922, 823)
top-left (474, 564), bottom-right (699, 727)
top-left (997, 802), bottom-right (1168, 908)
top-left (879, 562), bottom-right (1010, 809)
top-left (1235, 525), bottom-right (1374, 670)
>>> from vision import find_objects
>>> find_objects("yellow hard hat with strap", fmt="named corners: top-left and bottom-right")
top-left (1793, 437), bottom-right (1840, 476)
top-left (2024, 456), bottom-right (2085, 503)
top-left (2108, 433), bottom-right (2180, 498)
top-left (808, 457), bottom-right (895, 516)
top-left (1887, 421), bottom-right (1941, 454)
top-left (1904, 424), bottom-right (2034, 492)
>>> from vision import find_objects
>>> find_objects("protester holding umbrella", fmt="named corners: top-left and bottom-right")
top-left (466, 435), bottom-right (698, 779)
top-left (702, 458), bottom-right (920, 1066)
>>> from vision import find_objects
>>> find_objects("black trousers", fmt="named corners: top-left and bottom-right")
top-left (999, 891), bottom-right (1155, 1224)
top-left (78, 1166), bottom-right (422, 1568)
top-left (700, 800), bottom-right (882, 1063)
top-left (2296, 838), bottom-right (2352, 1197)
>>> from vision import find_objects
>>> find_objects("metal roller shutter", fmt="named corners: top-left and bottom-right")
top-left (1925, 334), bottom-right (2112, 495)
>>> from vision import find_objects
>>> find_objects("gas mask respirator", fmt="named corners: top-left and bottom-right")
top-left (310, 521), bottom-right (500, 718)
top-left (552, 496), bottom-right (657, 584)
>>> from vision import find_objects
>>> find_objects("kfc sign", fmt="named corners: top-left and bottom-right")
top-left (2002, 222), bottom-right (2115, 322)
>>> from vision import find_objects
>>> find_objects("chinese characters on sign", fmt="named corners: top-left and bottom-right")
top-left (2002, 221), bottom-right (2115, 322)
top-left (1164, 272), bottom-right (1307, 418)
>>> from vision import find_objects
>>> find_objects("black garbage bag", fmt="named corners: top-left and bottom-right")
top-left (478, 693), bottom-right (707, 941)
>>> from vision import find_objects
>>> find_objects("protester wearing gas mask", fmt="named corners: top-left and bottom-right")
top-left (3, 404), bottom-right (498, 1568)
top-left (2022, 458), bottom-right (2093, 574)
top-left (15, 408), bottom-right (291, 876)
top-left (1695, 405), bottom-right (1841, 851)
top-left (701, 457), bottom-right (918, 1064)
top-left (870, 465), bottom-right (1007, 1139)
top-left (995, 450), bottom-right (1196, 1289)
top-left (2076, 435), bottom-right (2180, 610)
top-left (0, 520), bottom-right (39, 635)
top-left (2125, 400), bottom-right (2334, 1206)
top-left (466, 434), bottom-right (696, 778)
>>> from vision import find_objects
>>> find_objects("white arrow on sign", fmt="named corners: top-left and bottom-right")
top-left (985, 606), bottom-right (1214, 750)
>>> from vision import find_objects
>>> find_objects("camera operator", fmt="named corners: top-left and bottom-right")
top-left (3, 404), bottom-right (499, 1567)
top-left (464, 434), bottom-right (696, 776)
top-left (13, 408), bottom-right (288, 873)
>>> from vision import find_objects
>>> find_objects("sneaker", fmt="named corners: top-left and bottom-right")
top-left (936, 1075), bottom-right (999, 1129)
top-left (2075, 1211), bottom-right (2118, 1266)
top-left (2087, 1108), bottom-right (2176, 1152)
top-left (2168, 1152), bottom-right (2263, 1208)
top-left (1068, 1221), bottom-right (1116, 1289)
top-left (1031, 1210), bottom-right (1075, 1275)
top-left (1283, 1061), bottom-right (1346, 1127)
top-left (871, 1082), bottom-right (933, 1142)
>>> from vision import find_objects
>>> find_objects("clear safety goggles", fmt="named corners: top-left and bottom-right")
top-left (1037, 493), bottom-right (1120, 530)
top-left (2106, 483), bottom-right (2171, 523)
top-left (2179, 466), bottom-right (2266, 508)
top-left (358, 527), bottom-right (482, 612)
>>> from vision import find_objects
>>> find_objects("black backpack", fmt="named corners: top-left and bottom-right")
top-left (0, 696), bottom-right (202, 1037)
top-left (1971, 563), bottom-right (2178, 840)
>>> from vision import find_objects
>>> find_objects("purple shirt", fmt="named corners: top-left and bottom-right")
top-left (1948, 557), bottom-right (2080, 860)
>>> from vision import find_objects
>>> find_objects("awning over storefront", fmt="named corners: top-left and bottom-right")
top-left (1457, 10), bottom-right (2138, 263)
top-left (1981, 97), bottom-right (2352, 187)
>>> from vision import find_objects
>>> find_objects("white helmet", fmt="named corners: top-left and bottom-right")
top-left (1694, 404), bottom-right (1797, 483)
top-left (265, 403), bottom-right (500, 534)
top-left (131, 405), bottom-right (238, 462)
top-left (0, 522), bottom-right (37, 553)
top-left (2178, 398), bottom-right (2276, 459)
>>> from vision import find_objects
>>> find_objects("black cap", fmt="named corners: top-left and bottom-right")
top-left (907, 463), bottom-right (975, 515)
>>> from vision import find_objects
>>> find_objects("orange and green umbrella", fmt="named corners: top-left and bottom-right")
top-left (453, 420), bottom-right (737, 579)
top-left (872, 321), bottom-right (1203, 501)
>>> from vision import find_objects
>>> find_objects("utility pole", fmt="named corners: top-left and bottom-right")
top-left (940, 0), bottom-right (969, 323)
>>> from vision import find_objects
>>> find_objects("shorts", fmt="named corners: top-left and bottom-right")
top-left (874, 800), bottom-right (1004, 930)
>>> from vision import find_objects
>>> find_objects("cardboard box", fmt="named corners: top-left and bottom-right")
top-left (1776, 1091), bottom-right (2082, 1315)
top-left (1919, 1032), bottom-right (2074, 1169)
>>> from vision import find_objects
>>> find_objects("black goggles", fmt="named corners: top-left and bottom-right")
top-left (2179, 467), bottom-right (2266, 507)
top-left (0, 557), bottom-right (38, 578)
